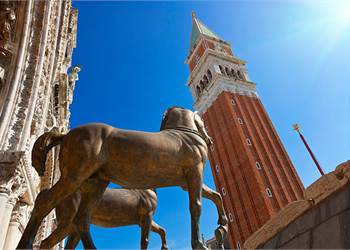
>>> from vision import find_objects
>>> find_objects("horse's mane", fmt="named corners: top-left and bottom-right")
top-left (167, 105), bottom-right (186, 110)
top-left (160, 106), bottom-right (183, 130)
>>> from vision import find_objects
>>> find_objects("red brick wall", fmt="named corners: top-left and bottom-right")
top-left (203, 92), bottom-right (304, 248)
top-left (188, 43), bottom-right (206, 72)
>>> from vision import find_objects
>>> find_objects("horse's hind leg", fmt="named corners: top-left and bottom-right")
top-left (150, 221), bottom-right (168, 250)
top-left (201, 184), bottom-right (228, 226)
top-left (73, 177), bottom-right (109, 250)
top-left (140, 214), bottom-right (152, 249)
top-left (186, 165), bottom-right (207, 250)
top-left (40, 192), bottom-right (82, 249)
top-left (17, 178), bottom-right (85, 249)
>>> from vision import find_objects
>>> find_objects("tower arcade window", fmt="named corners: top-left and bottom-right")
top-left (231, 68), bottom-right (237, 78)
top-left (231, 99), bottom-right (236, 106)
top-left (210, 145), bottom-right (214, 151)
top-left (200, 80), bottom-right (205, 90)
top-left (219, 65), bottom-right (225, 75)
top-left (207, 69), bottom-right (212, 80)
top-left (266, 188), bottom-right (273, 197)
top-left (203, 75), bottom-right (209, 86)
top-left (246, 138), bottom-right (252, 146)
top-left (215, 164), bottom-right (219, 173)
top-left (237, 118), bottom-right (243, 124)
top-left (237, 70), bottom-right (244, 80)
top-left (225, 67), bottom-right (231, 76)
top-left (196, 85), bottom-right (201, 97)
top-left (237, 241), bottom-right (241, 250)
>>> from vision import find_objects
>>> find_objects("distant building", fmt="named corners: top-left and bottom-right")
top-left (0, 1), bottom-right (78, 249)
top-left (185, 12), bottom-right (305, 248)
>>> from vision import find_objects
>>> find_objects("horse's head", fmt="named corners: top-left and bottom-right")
top-left (160, 106), bottom-right (213, 146)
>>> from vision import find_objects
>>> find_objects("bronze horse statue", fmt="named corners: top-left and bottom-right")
top-left (17, 107), bottom-right (228, 249)
top-left (40, 183), bottom-right (226, 249)
top-left (43, 187), bottom-right (168, 249)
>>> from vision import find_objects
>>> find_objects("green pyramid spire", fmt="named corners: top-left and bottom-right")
top-left (189, 11), bottom-right (224, 51)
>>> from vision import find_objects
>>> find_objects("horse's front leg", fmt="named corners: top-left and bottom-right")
top-left (140, 214), bottom-right (152, 249)
top-left (40, 191), bottom-right (82, 249)
top-left (201, 184), bottom-right (228, 226)
top-left (186, 165), bottom-right (207, 250)
top-left (17, 178), bottom-right (83, 249)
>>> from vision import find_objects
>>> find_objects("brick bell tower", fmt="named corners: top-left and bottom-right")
top-left (185, 12), bottom-right (305, 249)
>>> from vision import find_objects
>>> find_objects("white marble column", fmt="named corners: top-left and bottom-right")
top-left (3, 221), bottom-right (22, 250)
top-left (0, 190), bottom-right (10, 222)
top-left (0, 198), bottom-right (16, 249)
top-left (3, 202), bottom-right (29, 250)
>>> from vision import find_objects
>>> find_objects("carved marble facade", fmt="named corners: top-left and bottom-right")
top-left (0, 1), bottom-right (78, 249)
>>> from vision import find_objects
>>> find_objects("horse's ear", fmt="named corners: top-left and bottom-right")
top-left (160, 110), bottom-right (168, 130)
top-left (193, 111), bottom-right (204, 128)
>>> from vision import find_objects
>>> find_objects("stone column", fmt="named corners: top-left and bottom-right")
top-left (0, 187), bottom-right (10, 223)
top-left (3, 202), bottom-right (30, 250)
top-left (3, 221), bottom-right (22, 250)
top-left (0, 155), bottom-right (16, 224)
top-left (0, 151), bottom-right (28, 249)
top-left (0, 156), bottom-right (17, 248)
top-left (0, 197), bottom-right (16, 249)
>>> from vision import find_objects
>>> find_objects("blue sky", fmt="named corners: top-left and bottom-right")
top-left (70, 1), bottom-right (350, 249)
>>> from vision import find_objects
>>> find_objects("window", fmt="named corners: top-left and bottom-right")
top-left (215, 164), bottom-right (219, 173)
top-left (210, 145), bottom-right (214, 151)
top-left (219, 65), bottom-right (225, 75)
top-left (237, 241), bottom-right (241, 250)
top-left (200, 80), bottom-right (205, 90)
top-left (221, 188), bottom-right (226, 196)
top-left (231, 68), bottom-right (237, 78)
top-left (231, 99), bottom-right (236, 106)
top-left (256, 161), bottom-right (262, 170)
top-left (228, 213), bottom-right (234, 222)
top-left (266, 188), bottom-right (273, 197)
top-left (237, 118), bottom-right (243, 124)
top-left (225, 67), bottom-right (231, 76)
top-left (246, 138), bottom-right (252, 146)
top-left (207, 69), bottom-right (212, 80)
top-left (237, 70), bottom-right (245, 80)
top-left (203, 75), bottom-right (209, 86)
top-left (196, 86), bottom-right (201, 97)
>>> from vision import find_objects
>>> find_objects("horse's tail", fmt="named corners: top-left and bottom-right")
top-left (32, 131), bottom-right (65, 176)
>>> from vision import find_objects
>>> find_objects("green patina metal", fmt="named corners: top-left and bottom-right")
top-left (190, 17), bottom-right (223, 50)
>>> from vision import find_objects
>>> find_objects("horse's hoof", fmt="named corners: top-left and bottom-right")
top-left (218, 215), bottom-right (228, 225)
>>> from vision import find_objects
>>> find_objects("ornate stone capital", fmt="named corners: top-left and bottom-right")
top-left (0, 151), bottom-right (28, 202)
